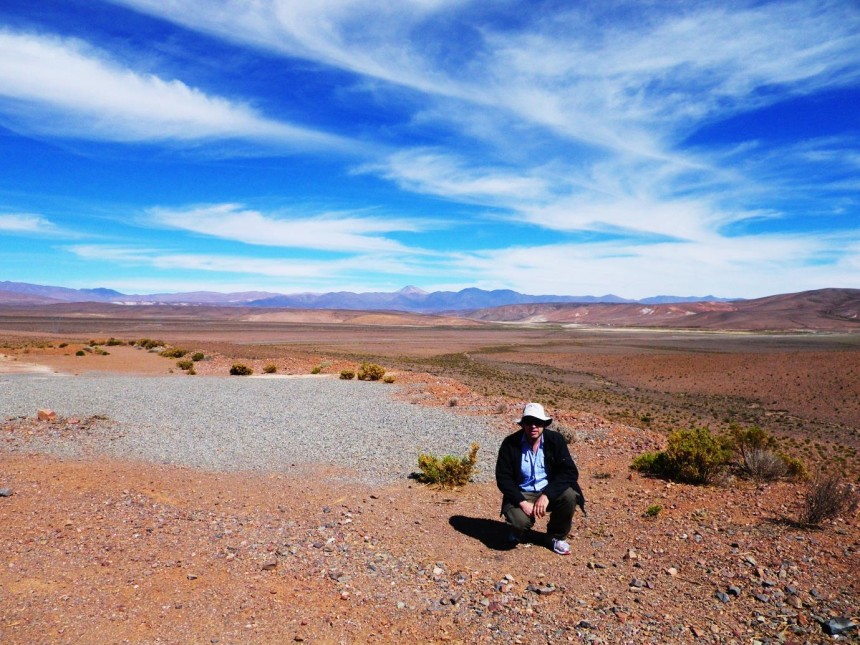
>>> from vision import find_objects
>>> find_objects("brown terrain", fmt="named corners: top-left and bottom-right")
top-left (1, 292), bottom-right (858, 644)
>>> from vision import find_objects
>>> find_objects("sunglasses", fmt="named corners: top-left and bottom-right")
top-left (521, 417), bottom-right (548, 428)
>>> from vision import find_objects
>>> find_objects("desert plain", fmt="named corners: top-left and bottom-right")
top-left (0, 305), bottom-right (858, 643)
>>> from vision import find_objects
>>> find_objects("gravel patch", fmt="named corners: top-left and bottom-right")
top-left (0, 374), bottom-right (504, 485)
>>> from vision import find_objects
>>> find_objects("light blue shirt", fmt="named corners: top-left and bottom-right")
top-left (519, 434), bottom-right (548, 493)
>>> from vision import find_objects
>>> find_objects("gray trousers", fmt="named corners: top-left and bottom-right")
top-left (502, 487), bottom-right (578, 541)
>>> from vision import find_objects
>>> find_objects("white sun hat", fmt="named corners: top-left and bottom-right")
top-left (519, 402), bottom-right (551, 425)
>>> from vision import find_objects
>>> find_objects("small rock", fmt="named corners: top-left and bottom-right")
top-left (0, 488), bottom-right (12, 497)
top-left (187, 574), bottom-right (198, 580)
top-left (37, 409), bottom-right (57, 422)
top-left (820, 618), bottom-right (857, 636)
top-left (715, 591), bottom-right (730, 603)
top-left (666, 567), bottom-right (678, 577)
top-left (261, 560), bottom-right (277, 571)
top-left (630, 578), bottom-right (646, 588)
top-left (624, 548), bottom-right (638, 560)
top-left (744, 555), bottom-right (757, 566)
top-left (578, 620), bottom-right (593, 629)
top-left (727, 585), bottom-right (742, 597)
top-left (753, 593), bottom-right (770, 603)
top-left (396, 601), bottom-right (406, 609)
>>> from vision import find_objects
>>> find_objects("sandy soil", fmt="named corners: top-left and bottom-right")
top-left (1, 332), bottom-right (858, 643)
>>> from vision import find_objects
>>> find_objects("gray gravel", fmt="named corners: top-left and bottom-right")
top-left (0, 374), bottom-right (506, 486)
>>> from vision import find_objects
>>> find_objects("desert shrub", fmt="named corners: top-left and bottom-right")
top-left (310, 365), bottom-right (322, 374)
top-left (191, 352), bottom-right (205, 362)
top-left (383, 374), bottom-right (395, 383)
top-left (664, 427), bottom-right (732, 484)
top-left (187, 367), bottom-right (196, 375)
top-left (644, 504), bottom-right (662, 517)
top-left (731, 425), bottom-right (806, 481)
top-left (592, 472), bottom-right (612, 480)
top-left (357, 362), bottom-right (385, 381)
top-left (780, 454), bottom-right (808, 480)
top-left (631, 428), bottom-right (732, 485)
top-left (82, 346), bottom-right (93, 353)
top-left (229, 363), bottom-right (253, 376)
top-left (139, 338), bottom-right (164, 350)
top-left (159, 348), bottom-right (188, 359)
top-left (447, 398), bottom-right (458, 407)
top-left (417, 443), bottom-right (479, 488)
top-left (75, 350), bottom-right (86, 356)
top-left (58, 342), bottom-right (68, 348)
top-left (339, 369), bottom-right (355, 380)
top-left (176, 359), bottom-right (194, 371)
top-left (799, 473), bottom-right (860, 526)
top-left (105, 337), bottom-right (124, 346)
top-left (263, 363), bottom-right (277, 374)
top-left (94, 348), bottom-right (109, 355)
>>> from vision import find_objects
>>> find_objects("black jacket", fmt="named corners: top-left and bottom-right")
top-left (495, 428), bottom-right (585, 513)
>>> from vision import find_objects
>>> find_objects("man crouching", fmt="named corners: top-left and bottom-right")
top-left (495, 402), bottom-right (585, 555)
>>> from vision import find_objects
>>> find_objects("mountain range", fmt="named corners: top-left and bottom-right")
top-left (0, 281), bottom-right (729, 313)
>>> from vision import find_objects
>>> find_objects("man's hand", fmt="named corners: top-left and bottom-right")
top-left (519, 494), bottom-right (549, 519)
top-left (519, 500), bottom-right (535, 518)
top-left (533, 494), bottom-right (549, 519)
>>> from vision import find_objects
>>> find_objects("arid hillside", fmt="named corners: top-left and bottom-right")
top-left (465, 288), bottom-right (860, 331)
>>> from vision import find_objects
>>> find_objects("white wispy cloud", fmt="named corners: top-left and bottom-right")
top-left (450, 232), bottom-right (860, 300)
top-left (0, 213), bottom-right (59, 234)
top-left (0, 30), bottom-right (349, 149)
top-left (148, 203), bottom-right (433, 253)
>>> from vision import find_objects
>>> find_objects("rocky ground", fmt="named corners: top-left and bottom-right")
top-left (0, 339), bottom-right (858, 644)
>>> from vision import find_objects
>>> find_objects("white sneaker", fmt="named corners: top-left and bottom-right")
top-left (552, 538), bottom-right (570, 555)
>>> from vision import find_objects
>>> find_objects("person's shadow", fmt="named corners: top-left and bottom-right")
top-left (448, 515), bottom-right (519, 551)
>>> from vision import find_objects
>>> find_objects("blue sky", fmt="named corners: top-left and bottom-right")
top-left (1, 0), bottom-right (858, 299)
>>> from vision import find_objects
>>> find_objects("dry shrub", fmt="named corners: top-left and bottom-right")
top-left (229, 363), bottom-right (253, 376)
top-left (417, 443), bottom-right (479, 488)
top-left (263, 363), bottom-right (277, 374)
top-left (357, 362), bottom-right (386, 381)
top-left (383, 375), bottom-right (395, 383)
top-left (731, 425), bottom-right (806, 481)
top-left (339, 369), bottom-right (355, 380)
top-left (799, 473), bottom-right (859, 526)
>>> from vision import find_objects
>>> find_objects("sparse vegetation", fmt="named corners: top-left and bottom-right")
top-left (339, 369), bottom-right (355, 380)
top-left (229, 363), bottom-right (253, 376)
top-left (383, 374), bottom-right (395, 383)
top-left (191, 352), bottom-right (205, 362)
top-left (357, 362), bottom-right (386, 381)
top-left (644, 504), bottom-right (662, 517)
top-left (263, 363), bottom-right (277, 374)
top-left (310, 365), bottom-right (322, 374)
top-left (75, 350), bottom-right (86, 356)
top-left (799, 473), bottom-right (859, 526)
top-left (631, 427), bottom-right (733, 485)
top-left (105, 337), bottom-right (125, 346)
top-left (159, 348), bottom-right (188, 359)
top-left (730, 425), bottom-right (807, 481)
top-left (176, 359), bottom-right (194, 371)
top-left (58, 342), bottom-right (68, 348)
top-left (417, 443), bottom-right (479, 488)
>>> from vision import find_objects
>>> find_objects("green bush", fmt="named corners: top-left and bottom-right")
top-left (339, 370), bottom-right (355, 380)
top-left (75, 350), bottom-right (86, 356)
top-left (176, 359), bottom-right (194, 371)
top-left (138, 338), bottom-right (164, 350)
top-left (644, 504), bottom-right (662, 517)
top-left (631, 427), bottom-right (732, 485)
top-left (417, 443), bottom-right (479, 488)
top-left (357, 362), bottom-right (385, 381)
top-left (105, 337), bottom-right (125, 346)
top-left (58, 342), bottom-right (68, 348)
top-left (263, 363), bottom-right (277, 374)
top-left (191, 352), bottom-right (205, 362)
top-left (310, 365), bottom-right (322, 374)
top-left (159, 348), bottom-right (188, 358)
top-left (229, 363), bottom-right (253, 376)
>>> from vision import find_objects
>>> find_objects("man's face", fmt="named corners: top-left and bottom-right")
top-left (521, 416), bottom-right (547, 441)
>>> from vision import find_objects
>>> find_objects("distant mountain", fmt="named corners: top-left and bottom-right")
top-left (0, 280), bottom-right (725, 312)
top-left (464, 288), bottom-right (860, 331)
